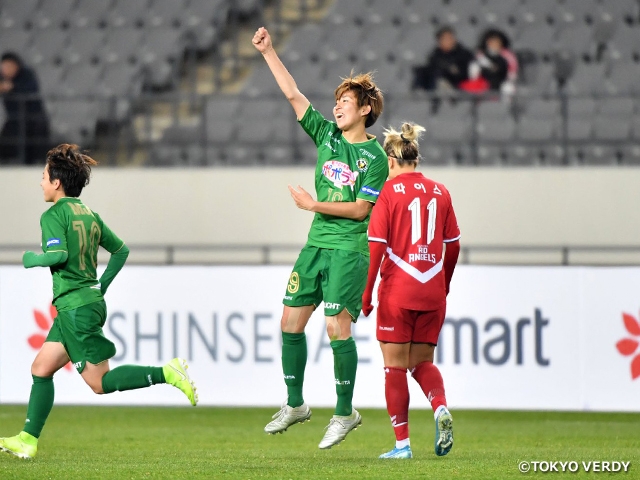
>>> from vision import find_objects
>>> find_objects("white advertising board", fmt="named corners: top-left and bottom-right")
top-left (0, 265), bottom-right (638, 411)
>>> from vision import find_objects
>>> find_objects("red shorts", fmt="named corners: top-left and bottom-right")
top-left (376, 301), bottom-right (446, 344)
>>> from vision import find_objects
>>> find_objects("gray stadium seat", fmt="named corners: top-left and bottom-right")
top-left (421, 145), bottom-right (454, 167)
top-left (476, 144), bottom-right (504, 165)
top-left (282, 24), bottom-right (325, 62)
top-left (36, 64), bottom-right (66, 97)
top-left (26, 29), bottom-right (68, 66)
top-left (32, 0), bottom-right (76, 29)
top-left (478, 100), bottom-right (512, 120)
top-left (621, 145), bottom-right (640, 165)
top-left (102, 29), bottom-right (145, 64)
top-left (326, 0), bottom-right (369, 25)
top-left (478, 0), bottom-right (520, 27)
top-left (541, 144), bottom-right (569, 166)
top-left (430, 118), bottom-right (473, 142)
top-left (361, 26), bottom-right (401, 62)
top-left (554, 0), bottom-right (600, 24)
top-left (322, 27), bottom-right (363, 61)
top-left (48, 100), bottom-right (100, 145)
top-left (59, 65), bottom-right (103, 97)
top-left (555, 25), bottom-right (595, 59)
top-left (563, 63), bottom-right (606, 96)
top-left (505, 144), bottom-right (539, 166)
top-left (513, 24), bottom-right (557, 57)
top-left (581, 145), bottom-right (619, 166)
top-left (632, 116), bottom-right (640, 140)
top-left (520, 62), bottom-right (557, 95)
top-left (0, 0), bottom-right (39, 29)
top-left (405, 0), bottom-right (445, 25)
top-left (568, 98), bottom-right (597, 117)
top-left (601, 63), bottom-right (640, 96)
top-left (566, 118), bottom-right (593, 141)
top-left (606, 24), bottom-right (640, 62)
top-left (141, 28), bottom-right (185, 87)
top-left (397, 26), bottom-right (436, 65)
top-left (288, 63), bottom-right (324, 95)
top-left (523, 98), bottom-right (560, 118)
top-left (436, 100), bottom-right (472, 119)
top-left (264, 145), bottom-right (296, 166)
top-left (182, 0), bottom-right (228, 50)
top-left (516, 117), bottom-right (556, 142)
top-left (107, 0), bottom-right (150, 28)
top-left (452, 23), bottom-right (480, 51)
top-left (0, 30), bottom-right (32, 53)
top-left (66, 30), bottom-right (106, 65)
top-left (597, 98), bottom-right (635, 118)
top-left (593, 117), bottom-right (631, 142)
top-left (477, 118), bottom-right (516, 142)
top-left (367, 0), bottom-right (406, 25)
top-left (225, 146), bottom-right (263, 166)
top-left (598, 0), bottom-right (640, 23)
top-left (145, 0), bottom-right (189, 28)
top-left (515, 0), bottom-right (557, 25)
top-left (70, 0), bottom-right (114, 29)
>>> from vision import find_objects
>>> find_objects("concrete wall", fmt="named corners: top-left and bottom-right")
top-left (2, 166), bottom-right (639, 262)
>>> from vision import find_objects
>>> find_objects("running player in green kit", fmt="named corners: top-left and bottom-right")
top-left (0, 144), bottom-right (198, 460)
top-left (252, 27), bottom-right (388, 448)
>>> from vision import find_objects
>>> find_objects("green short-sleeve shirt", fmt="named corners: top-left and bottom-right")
top-left (298, 104), bottom-right (388, 255)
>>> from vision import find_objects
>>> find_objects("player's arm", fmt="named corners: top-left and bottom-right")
top-left (25, 212), bottom-right (69, 268)
top-left (443, 240), bottom-right (460, 295)
top-left (288, 185), bottom-right (372, 221)
top-left (252, 27), bottom-right (310, 120)
top-left (96, 215), bottom-right (130, 295)
top-left (22, 250), bottom-right (68, 268)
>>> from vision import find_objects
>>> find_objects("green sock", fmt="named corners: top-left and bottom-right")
top-left (23, 375), bottom-right (54, 439)
top-left (282, 332), bottom-right (307, 408)
top-left (101, 365), bottom-right (165, 394)
top-left (331, 337), bottom-right (358, 416)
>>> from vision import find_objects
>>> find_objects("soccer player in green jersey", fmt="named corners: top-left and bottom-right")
top-left (252, 27), bottom-right (388, 449)
top-left (0, 144), bottom-right (198, 460)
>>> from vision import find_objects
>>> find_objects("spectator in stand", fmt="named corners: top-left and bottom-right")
top-left (413, 26), bottom-right (474, 92)
top-left (463, 29), bottom-right (518, 94)
top-left (0, 52), bottom-right (50, 164)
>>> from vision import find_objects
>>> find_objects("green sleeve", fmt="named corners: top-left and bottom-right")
top-left (357, 153), bottom-right (389, 204)
top-left (40, 209), bottom-right (68, 255)
top-left (23, 250), bottom-right (68, 268)
top-left (298, 104), bottom-right (333, 147)
top-left (94, 213), bottom-right (129, 295)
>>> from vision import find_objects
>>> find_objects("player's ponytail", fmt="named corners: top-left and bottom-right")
top-left (383, 122), bottom-right (426, 167)
top-left (46, 144), bottom-right (98, 198)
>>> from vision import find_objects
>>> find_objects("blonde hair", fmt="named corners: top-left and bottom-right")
top-left (383, 122), bottom-right (426, 166)
top-left (334, 71), bottom-right (384, 128)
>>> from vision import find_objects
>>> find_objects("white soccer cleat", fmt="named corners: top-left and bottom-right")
top-left (318, 409), bottom-right (362, 449)
top-left (264, 403), bottom-right (312, 434)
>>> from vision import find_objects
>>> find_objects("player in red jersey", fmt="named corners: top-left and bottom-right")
top-left (362, 122), bottom-right (460, 459)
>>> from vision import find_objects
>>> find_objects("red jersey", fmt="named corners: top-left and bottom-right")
top-left (368, 172), bottom-right (460, 311)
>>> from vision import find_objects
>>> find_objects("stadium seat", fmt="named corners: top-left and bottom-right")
top-left (478, 100), bottom-right (513, 121)
top-left (264, 145), bottom-right (296, 165)
top-left (566, 118), bottom-right (593, 141)
top-left (632, 116), bottom-right (640, 140)
top-left (523, 98), bottom-right (561, 119)
top-left (396, 26), bottom-right (436, 65)
top-left (141, 28), bottom-right (185, 87)
top-left (516, 117), bottom-right (556, 142)
top-left (282, 24), bottom-right (325, 63)
top-left (515, 0), bottom-right (557, 25)
top-left (620, 144), bottom-right (640, 165)
top-left (541, 143), bottom-right (569, 166)
top-left (59, 65), bottom-right (103, 97)
top-left (600, 63), bottom-right (640, 96)
top-left (429, 117), bottom-right (473, 143)
top-left (225, 146), bottom-right (263, 166)
top-left (31, 0), bottom-right (76, 29)
top-left (554, 0), bottom-right (600, 25)
top-left (322, 28), bottom-right (364, 62)
top-left (367, 0), bottom-right (406, 25)
top-left (563, 63), bottom-right (607, 96)
top-left (606, 24), bottom-right (640, 62)
top-left (25, 29), bottom-right (68, 66)
top-left (598, 0), bottom-right (640, 23)
top-left (0, 30), bottom-right (32, 54)
top-left (477, 0), bottom-right (520, 27)
top-left (182, 0), bottom-right (228, 50)
top-left (593, 117), bottom-right (631, 142)
top-left (520, 62), bottom-right (558, 95)
top-left (421, 144), bottom-right (455, 166)
top-left (48, 100), bottom-right (100, 145)
top-left (477, 118), bottom-right (516, 143)
top-left (106, 0), bottom-right (150, 28)
top-left (476, 144), bottom-right (505, 165)
top-left (66, 30), bottom-right (107, 65)
top-left (597, 98), bottom-right (635, 118)
top-left (70, 0), bottom-right (114, 29)
top-left (555, 24), bottom-right (596, 60)
top-left (513, 24), bottom-right (557, 58)
top-left (325, 0), bottom-right (369, 26)
top-left (0, 0), bottom-right (39, 29)
top-left (102, 29), bottom-right (145, 64)
top-left (580, 145), bottom-right (619, 166)
top-left (405, 0), bottom-right (445, 26)
top-left (505, 144), bottom-right (540, 166)
top-left (360, 26), bottom-right (401, 62)
top-left (145, 0), bottom-right (189, 28)
top-left (567, 98), bottom-right (597, 117)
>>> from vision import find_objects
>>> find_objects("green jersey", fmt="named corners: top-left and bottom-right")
top-left (40, 197), bottom-right (125, 311)
top-left (299, 104), bottom-right (388, 255)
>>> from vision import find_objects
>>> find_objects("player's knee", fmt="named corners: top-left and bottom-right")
top-left (31, 359), bottom-right (52, 377)
top-left (89, 382), bottom-right (105, 395)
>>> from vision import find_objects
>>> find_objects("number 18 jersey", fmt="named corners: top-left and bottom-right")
top-left (40, 197), bottom-right (125, 311)
top-left (368, 172), bottom-right (460, 311)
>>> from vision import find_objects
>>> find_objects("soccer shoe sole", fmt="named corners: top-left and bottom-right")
top-left (318, 413), bottom-right (362, 449)
top-left (435, 412), bottom-right (453, 456)
top-left (0, 440), bottom-right (35, 460)
top-left (265, 410), bottom-right (312, 435)
top-left (167, 358), bottom-right (199, 407)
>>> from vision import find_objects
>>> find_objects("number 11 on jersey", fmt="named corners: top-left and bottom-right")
top-left (408, 197), bottom-right (437, 245)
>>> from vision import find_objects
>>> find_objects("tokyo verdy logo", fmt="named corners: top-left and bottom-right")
top-left (615, 311), bottom-right (640, 380)
top-left (29, 303), bottom-right (72, 371)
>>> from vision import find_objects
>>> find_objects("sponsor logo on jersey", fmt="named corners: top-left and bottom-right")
top-left (325, 302), bottom-right (341, 310)
top-left (359, 148), bottom-right (376, 160)
top-left (322, 161), bottom-right (359, 189)
top-left (360, 185), bottom-right (380, 197)
top-left (356, 158), bottom-right (368, 172)
top-left (283, 295), bottom-right (293, 301)
top-left (379, 326), bottom-right (395, 331)
top-left (46, 238), bottom-right (61, 247)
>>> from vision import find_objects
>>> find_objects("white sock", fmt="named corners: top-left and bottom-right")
top-left (434, 405), bottom-right (448, 420)
top-left (396, 438), bottom-right (410, 449)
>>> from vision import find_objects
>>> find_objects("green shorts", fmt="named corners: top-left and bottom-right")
top-left (283, 245), bottom-right (369, 319)
top-left (45, 300), bottom-right (116, 374)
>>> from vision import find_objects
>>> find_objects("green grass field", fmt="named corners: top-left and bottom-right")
top-left (0, 405), bottom-right (638, 479)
